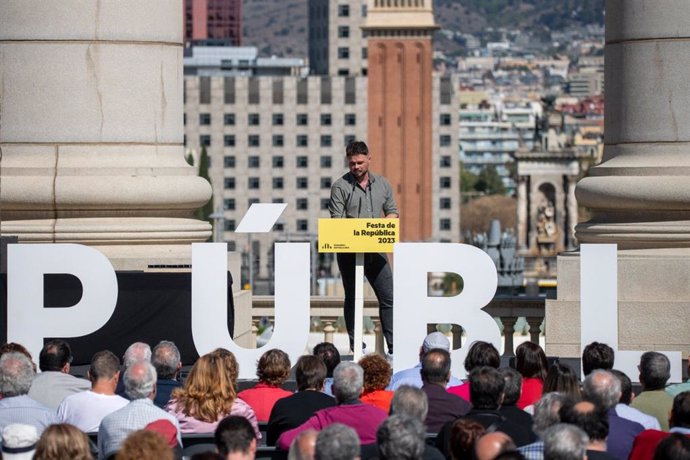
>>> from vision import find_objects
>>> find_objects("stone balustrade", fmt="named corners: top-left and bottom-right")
top-left (250, 295), bottom-right (545, 356)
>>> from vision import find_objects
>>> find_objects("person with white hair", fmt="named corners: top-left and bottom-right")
top-left (388, 332), bottom-right (462, 390)
top-left (277, 362), bottom-right (387, 451)
top-left (0, 352), bottom-right (57, 434)
top-left (115, 342), bottom-right (151, 399)
top-left (98, 360), bottom-right (181, 459)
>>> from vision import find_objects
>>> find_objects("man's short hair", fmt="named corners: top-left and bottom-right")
top-left (257, 349), bottom-right (291, 386)
top-left (313, 342), bottom-right (340, 378)
top-left (215, 416), bottom-right (256, 457)
top-left (654, 433), bottom-right (690, 460)
top-left (610, 369), bottom-right (633, 405)
top-left (499, 368), bottom-right (522, 406)
top-left (543, 424), bottom-right (588, 460)
top-left (332, 362), bottom-right (363, 403)
top-left (151, 341), bottom-right (181, 380)
top-left (464, 341), bottom-right (500, 372)
top-left (288, 429), bottom-right (317, 460)
top-left (639, 351), bottom-right (671, 390)
top-left (0, 352), bottom-right (35, 397)
top-left (469, 366), bottom-right (505, 410)
top-left (89, 350), bottom-right (121, 382)
top-left (421, 348), bottom-right (451, 385)
top-left (582, 342), bottom-right (615, 376)
top-left (582, 370), bottom-right (622, 410)
top-left (345, 141), bottom-right (368, 157)
top-left (315, 423), bottom-right (360, 460)
top-left (377, 415), bottom-right (425, 460)
top-left (296, 355), bottom-right (327, 392)
top-left (670, 392), bottom-right (690, 429)
top-left (559, 401), bottom-right (608, 442)
top-left (123, 361), bottom-right (157, 400)
top-left (390, 385), bottom-right (428, 420)
top-left (123, 342), bottom-right (151, 369)
top-left (38, 339), bottom-right (72, 372)
top-left (532, 392), bottom-right (571, 438)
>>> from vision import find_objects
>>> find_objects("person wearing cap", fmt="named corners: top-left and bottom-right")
top-left (387, 332), bottom-right (462, 391)
top-left (1, 424), bottom-right (39, 460)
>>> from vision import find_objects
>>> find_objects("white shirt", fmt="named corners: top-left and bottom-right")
top-left (57, 390), bottom-right (129, 433)
top-left (615, 403), bottom-right (662, 430)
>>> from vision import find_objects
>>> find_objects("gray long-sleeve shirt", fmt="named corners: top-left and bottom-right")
top-left (328, 172), bottom-right (398, 219)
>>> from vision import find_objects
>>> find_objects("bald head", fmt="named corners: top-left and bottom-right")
top-left (474, 432), bottom-right (516, 460)
top-left (583, 370), bottom-right (621, 410)
top-left (289, 429), bottom-right (317, 460)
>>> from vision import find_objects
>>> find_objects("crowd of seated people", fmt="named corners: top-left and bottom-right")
top-left (2, 335), bottom-right (690, 460)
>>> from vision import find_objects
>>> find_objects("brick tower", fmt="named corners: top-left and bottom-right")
top-left (363, 0), bottom-right (438, 241)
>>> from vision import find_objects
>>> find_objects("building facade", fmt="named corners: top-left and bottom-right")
top-left (184, 0), bottom-right (242, 46)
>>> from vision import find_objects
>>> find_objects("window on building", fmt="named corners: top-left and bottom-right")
top-left (345, 77), bottom-right (356, 104)
top-left (296, 198), bottom-right (308, 210)
top-left (224, 198), bottom-right (235, 210)
top-left (296, 113), bottom-right (308, 125)
top-left (273, 177), bottom-right (284, 189)
top-left (321, 77), bottom-right (332, 104)
top-left (224, 177), bottom-right (235, 189)
top-left (296, 156), bottom-right (308, 168)
top-left (321, 135), bottom-right (332, 147)
top-left (248, 156), bottom-right (260, 168)
top-left (183, 113), bottom-right (187, 125)
top-left (200, 76), bottom-right (211, 104)
top-left (440, 218), bottom-right (451, 231)
top-left (440, 177), bottom-right (451, 189)
top-left (440, 135), bottom-right (452, 146)
top-left (224, 113), bottom-right (235, 125)
top-left (272, 78), bottom-right (284, 104)
top-left (321, 198), bottom-right (330, 210)
top-left (273, 135), bottom-right (284, 147)
top-left (200, 135), bottom-right (211, 147)
top-left (248, 177), bottom-right (260, 189)
top-left (440, 113), bottom-right (452, 126)
top-left (338, 47), bottom-right (350, 59)
top-left (248, 198), bottom-right (259, 207)
top-left (320, 114), bottom-right (332, 126)
top-left (297, 78), bottom-right (308, 104)
top-left (248, 135), bottom-right (260, 147)
top-left (338, 69), bottom-right (350, 76)
top-left (338, 26), bottom-right (350, 38)
top-left (338, 4), bottom-right (350, 17)
top-left (320, 177), bottom-right (332, 189)
top-left (345, 113), bottom-right (356, 126)
top-left (199, 113), bottom-right (211, 125)
top-left (440, 77), bottom-right (452, 105)
top-left (274, 222), bottom-right (284, 232)
top-left (297, 135), bottom-right (308, 147)
top-left (296, 177), bottom-right (308, 189)
top-left (344, 134), bottom-right (356, 146)
top-left (272, 156), bottom-right (284, 168)
top-left (440, 197), bottom-right (451, 209)
top-left (440, 156), bottom-right (452, 167)
top-left (224, 135), bottom-right (235, 147)
top-left (224, 156), bottom-right (236, 168)
top-left (320, 156), bottom-right (332, 168)
top-left (248, 78), bottom-right (260, 104)
top-left (224, 220), bottom-right (236, 231)
top-left (272, 198), bottom-right (284, 204)
top-left (248, 113), bottom-right (260, 125)
top-left (223, 77), bottom-right (236, 104)
top-left (272, 113), bottom-right (284, 126)
top-left (297, 219), bottom-right (308, 231)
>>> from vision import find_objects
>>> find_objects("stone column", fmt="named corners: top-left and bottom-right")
top-left (0, 1), bottom-right (212, 269)
top-left (547, 0), bottom-right (690, 358)
top-left (566, 176), bottom-right (578, 250)
top-left (516, 177), bottom-right (528, 251)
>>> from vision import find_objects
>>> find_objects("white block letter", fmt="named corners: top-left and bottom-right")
top-left (192, 242), bottom-right (311, 379)
top-left (394, 243), bottom-right (502, 378)
top-left (8, 244), bottom-right (118, 364)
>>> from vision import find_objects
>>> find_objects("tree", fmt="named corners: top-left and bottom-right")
top-left (195, 147), bottom-right (214, 224)
top-left (185, 152), bottom-right (194, 167)
top-left (475, 165), bottom-right (506, 195)
top-left (461, 165), bottom-right (478, 193)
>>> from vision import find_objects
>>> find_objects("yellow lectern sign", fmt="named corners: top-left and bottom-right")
top-left (318, 218), bottom-right (399, 253)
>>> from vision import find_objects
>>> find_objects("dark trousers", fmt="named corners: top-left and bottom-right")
top-left (336, 252), bottom-right (394, 353)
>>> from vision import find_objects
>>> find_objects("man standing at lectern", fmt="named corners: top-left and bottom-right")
top-left (329, 141), bottom-right (398, 355)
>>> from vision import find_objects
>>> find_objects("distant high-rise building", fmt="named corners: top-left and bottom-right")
top-left (184, 0), bottom-right (242, 46)
top-left (308, 0), bottom-right (368, 76)
top-left (364, 1), bottom-right (444, 242)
